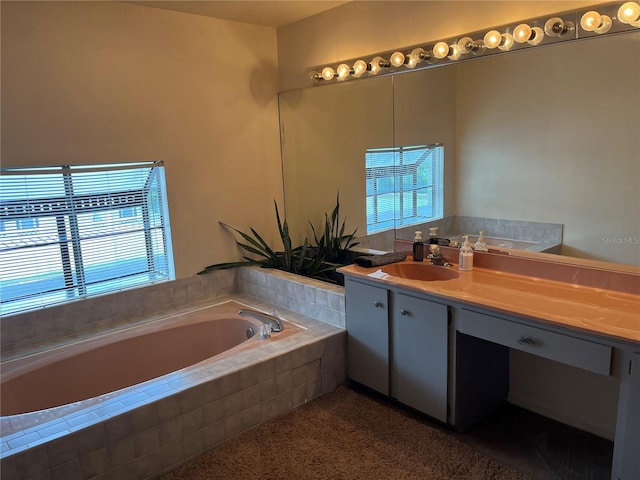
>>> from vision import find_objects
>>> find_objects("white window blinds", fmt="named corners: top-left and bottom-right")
top-left (0, 162), bottom-right (174, 316)
top-left (366, 144), bottom-right (444, 234)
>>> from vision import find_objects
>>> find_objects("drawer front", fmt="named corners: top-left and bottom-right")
top-left (457, 309), bottom-right (612, 376)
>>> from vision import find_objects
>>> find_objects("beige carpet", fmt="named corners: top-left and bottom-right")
top-left (163, 385), bottom-right (529, 480)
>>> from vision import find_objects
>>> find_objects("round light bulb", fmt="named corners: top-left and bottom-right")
top-left (595, 15), bottom-right (613, 33)
top-left (433, 41), bottom-right (450, 59)
top-left (447, 44), bottom-right (462, 60)
top-left (528, 26), bottom-right (544, 45)
top-left (308, 71), bottom-right (321, 84)
top-left (498, 33), bottom-right (515, 51)
top-left (321, 67), bottom-right (335, 81)
top-left (513, 24), bottom-right (532, 43)
top-left (352, 60), bottom-right (367, 77)
top-left (471, 39), bottom-right (486, 56)
top-left (544, 17), bottom-right (563, 36)
top-left (390, 51), bottom-right (405, 67)
top-left (457, 36), bottom-right (474, 54)
top-left (618, 2), bottom-right (640, 24)
top-left (369, 56), bottom-right (386, 75)
top-left (484, 30), bottom-right (502, 49)
top-left (580, 11), bottom-right (601, 31)
top-left (336, 63), bottom-right (351, 80)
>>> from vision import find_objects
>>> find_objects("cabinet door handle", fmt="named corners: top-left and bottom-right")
top-left (517, 336), bottom-right (534, 345)
top-left (400, 309), bottom-right (410, 316)
top-left (374, 301), bottom-right (383, 308)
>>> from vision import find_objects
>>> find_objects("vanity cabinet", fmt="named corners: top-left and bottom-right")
top-left (345, 279), bottom-right (389, 395)
top-left (391, 292), bottom-right (448, 422)
top-left (345, 279), bottom-right (449, 422)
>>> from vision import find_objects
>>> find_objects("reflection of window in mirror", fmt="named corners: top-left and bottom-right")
top-left (365, 144), bottom-right (443, 234)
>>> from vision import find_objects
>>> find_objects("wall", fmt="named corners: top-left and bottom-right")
top-left (1, 1), bottom-right (283, 278)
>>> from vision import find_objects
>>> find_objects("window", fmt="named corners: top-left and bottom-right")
top-left (0, 162), bottom-right (174, 316)
top-left (365, 144), bottom-right (444, 234)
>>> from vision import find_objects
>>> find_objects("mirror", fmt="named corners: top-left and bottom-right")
top-left (279, 31), bottom-right (639, 266)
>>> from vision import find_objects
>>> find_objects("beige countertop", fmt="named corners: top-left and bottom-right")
top-left (339, 261), bottom-right (640, 345)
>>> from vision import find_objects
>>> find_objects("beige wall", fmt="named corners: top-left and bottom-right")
top-left (1, 1), bottom-right (283, 278)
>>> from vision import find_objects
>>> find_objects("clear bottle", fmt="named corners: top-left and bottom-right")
top-left (474, 231), bottom-right (488, 252)
top-left (459, 235), bottom-right (474, 271)
top-left (413, 231), bottom-right (424, 262)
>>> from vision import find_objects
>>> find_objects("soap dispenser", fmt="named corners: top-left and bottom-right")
top-left (459, 235), bottom-right (474, 271)
top-left (429, 227), bottom-right (439, 245)
top-left (474, 231), bottom-right (488, 252)
top-left (413, 231), bottom-right (424, 262)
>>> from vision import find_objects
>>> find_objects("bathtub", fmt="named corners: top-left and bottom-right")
top-left (1, 300), bottom-right (294, 417)
top-left (0, 297), bottom-right (344, 479)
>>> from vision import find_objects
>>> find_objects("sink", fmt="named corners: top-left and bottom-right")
top-left (380, 262), bottom-right (460, 281)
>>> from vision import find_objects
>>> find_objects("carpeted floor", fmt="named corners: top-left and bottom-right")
top-left (162, 385), bottom-right (528, 480)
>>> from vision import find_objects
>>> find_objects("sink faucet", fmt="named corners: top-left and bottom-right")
top-left (238, 309), bottom-right (283, 332)
top-left (427, 244), bottom-right (452, 267)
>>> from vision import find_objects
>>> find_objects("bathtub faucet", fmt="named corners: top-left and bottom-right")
top-left (238, 309), bottom-right (283, 332)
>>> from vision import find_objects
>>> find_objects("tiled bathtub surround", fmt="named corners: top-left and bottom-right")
top-left (235, 267), bottom-right (345, 329)
top-left (0, 294), bottom-right (347, 480)
top-left (1, 267), bottom-right (348, 479)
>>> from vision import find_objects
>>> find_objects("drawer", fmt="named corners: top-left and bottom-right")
top-left (457, 309), bottom-right (612, 376)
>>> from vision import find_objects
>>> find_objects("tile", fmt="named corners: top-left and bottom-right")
top-left (132, 450), bottom-right (160, 479)
top-left (75, 423), bottom-right (106, 456)
top-left (50, 459), bottom-right (82, 480)
top-left (104, 413), bottom-right (134, 444)
top-left (222, 391), bottom-right (243, 418)
top-left (158, 417), bottom-right (181, 447)
top-left (134, 426), bottom-right (159, 458)
top-left (203, 421), bottom-right (225, 449)
top-left (182, 429), bottom-right (205, 460)
top-left (202, 399), bottom-right (224, 426)
top-left (13, 445), bottom-right (49, 479)
top-left (0, 458), bottom-right (16, 480)
top-left (130, 403), bottom-right (157, 434)
top-left (79, 448), bottom-right (109, 479)
top-left (180, 408), bottom-right (203, 436)
top-left (107, 437), bottom-right (134, 469)
top-left (159, 441), bottom-right (184, 469)
top-left (275, 371), bottom-right (293, 393)
top-left (154, 396), bottom-right (181, 422)
top-left (46, 435), bottom-right (78, 467)
top-left (178, 386), bottom-right (203, 414)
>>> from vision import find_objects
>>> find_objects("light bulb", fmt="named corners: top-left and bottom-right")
top-left (336, 63), bottom-right (351, 80)
top-left (595, 15), bottom-right (612, 33)
top-left (390, 51), bottom-right (406, 67)
top-left (544, 17), bottom-right (573, 37)
top-left (529, 26), bottom-right (545, 45)
top-left (457, 36), bottom-right (474, 54)
top-left (447, 44), bottom-right (462, 60)
top-left (484, 30), bottom-right (502, 49)
top-left (498, 33), bottom-right (515, 51)
top-left (513, 23), bottom-right (532, 43)
top-left (352, 60), bottom-right (367, 77)
top-left (308, 71), bottom-right (321, 83)
top-left (433, 42), bottom-right (450, 59)
top-left (369, 56), bottom-right (388, 75)
top-left (618, 2), bottom-right (640, 24)
top-left (580, 11), bottom-right (601, 31)
top-left (321, 67), bottom-right (335, 81)
top-left (471, 39), bottom-right (486, 55)
top-left (406, 47), bottom-right (426, 68)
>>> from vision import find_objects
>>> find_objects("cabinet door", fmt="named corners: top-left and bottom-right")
top-left (392, 293), bottom-right (448, 422)
top-left (345, 279), bottom-right (389, 395)
top-left (613, 351), bottom-right (640, 480)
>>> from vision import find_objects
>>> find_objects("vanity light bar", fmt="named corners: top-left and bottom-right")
top-left (308, 1), bottom-right (639, 84)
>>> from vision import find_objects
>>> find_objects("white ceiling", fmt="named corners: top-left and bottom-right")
top-left (128, 1), bottom-right (349, 28)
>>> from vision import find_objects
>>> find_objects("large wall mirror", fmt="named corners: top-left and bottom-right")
top-left (279, 31), bottom-right (639, 267)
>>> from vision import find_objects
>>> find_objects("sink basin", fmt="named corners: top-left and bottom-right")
top-left (380, 262), bottom-right (460, 281)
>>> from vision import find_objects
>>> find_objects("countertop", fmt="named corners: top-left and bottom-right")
top-left (339, 261), bottom-right (640, 345)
